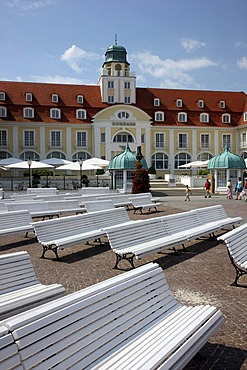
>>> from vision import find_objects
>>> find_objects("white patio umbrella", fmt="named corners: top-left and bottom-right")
top-left (178, 160), bottom-right (209, 169)
top-left (41, 158), bottom-right (72, 166)
top-left (0, 157), bottom-right (22, 166)
top-left (56, 162), bottom-right (101, 171)
top-left (83, 157), bottom-right (109, 168)
top-left (5, 161), bottom-right (54, 170)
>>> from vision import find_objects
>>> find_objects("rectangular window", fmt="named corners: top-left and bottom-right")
top-left (24, 130), bottom-right (34, 146)
top-left (25, 93), bottom-right (32, 102)
top-left (241, 132), bottom-right (247, 148)
top-left (0, 130), bottom-right (7, 146)
top-left (155, 133), bottom-right (165, 148)
top-left (108, 95), bottom-right (114, 103)
top-left (124, 82), bottom-right (130, 89)
top-left (101, 132), bottom-right (105, 143)
top-left (154, 98), bottom-right (160, 107)
top-left (178, 133), bottom-right (188, 148)
top-left (198, 100), bottom-right (204, 108)
top-left (200, 134), bottom-right (210, 148)
top-left (50, 131), bottom-right (61, 147)
top-left (219, 100), bottom-right (225, 109)
top-left (0, 92), bottom-right (5, 100)
top-left (0, 107), bottom-right (7, 117)
top-left (108, 81), bottom-right (114, 88)
top-left (141, 134), bottom-right (145, 144)
top-left (76, 132), bottom-right (87, 147)
top-left (222, 134), bottom-right (231, 148)
top-left (244, 112), bottom-right (247, 121)
top-left (52, 94), bottom-right (59, 103)
top-left (124, 96), bottom-right (131, 104)
top-left (77, 95), bottom-right (84, 104)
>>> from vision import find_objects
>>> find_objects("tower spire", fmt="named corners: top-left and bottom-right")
top-left (115, 33), bottom-right (118, 45)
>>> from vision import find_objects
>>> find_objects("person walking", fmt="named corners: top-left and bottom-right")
top-left (235, 177), bottom-right (243, 200)
top-left (204, 179), bottom-right (211, 198)
top-left (226, 179), bottom-right (233, 199)
top-left (185, 185), bottom-right (192, 201)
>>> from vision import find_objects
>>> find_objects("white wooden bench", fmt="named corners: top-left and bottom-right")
top-left (0, 251), bottom-right (65, 320)
top-left (79, 186), bottom-right (112, 195)
top-left (27, 187), bottom-right (58, 195)
top-left (33, 207), bottom-right (133, 260)
top-left (97, 194), bottom-right (133, 208)
top-left (0, 210), bottom-right (34, 238)
top-left (5, 201), bottom-right (60, 220)
top-left (1, 263), bottom-right (224, 370)
top-left (84, 199), bottom-right (115, 212)
top-left (47, 199), bottom-right (86, 214)
top-left (129, 194), bottom-right (162, 214)
top-left (217, 223), bottom-right (247, 286)
top-left (105, 206), bottom-right (242, 269)
top-left (0, 324), bottom-right (21, 369)
top-left (194, 205), bottom-right (242, 231)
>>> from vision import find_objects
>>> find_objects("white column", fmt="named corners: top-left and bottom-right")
top-left (66, 127), bottom-right (71, 159)
top-left (39, 126), bottom-right (45, 159)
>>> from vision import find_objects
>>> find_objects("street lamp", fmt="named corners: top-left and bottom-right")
top-left (79, 157), bottom-right (83, 188)
top-left (27, 157), bottom-right (32, 188)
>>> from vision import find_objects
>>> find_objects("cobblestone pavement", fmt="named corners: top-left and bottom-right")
top-left (0, 193), bottom-right (246, 369)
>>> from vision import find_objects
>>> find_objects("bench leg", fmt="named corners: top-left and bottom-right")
top-left (230, 262), bottom-right (246, 287)
top-left (41, 244), bottom-right (61, 260)
top-left (113, 253), bottom-right (135, 269)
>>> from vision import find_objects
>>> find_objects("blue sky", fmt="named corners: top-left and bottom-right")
top-left (1, 0), bottom-right (247, 92)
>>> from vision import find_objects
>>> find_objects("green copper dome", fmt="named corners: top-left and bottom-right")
top-left (103, 44), bottom-right (129, 65)
top-left (208, 145), bottom-right (246, 169)
top-left (108, 143), bottom-right (147, 170)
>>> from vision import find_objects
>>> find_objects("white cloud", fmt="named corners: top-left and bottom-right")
top-left (237, 56), bottom-right (247, 70)
top-left (131, 50), bottom-right (216, 89)
top-left (181, 38), bottom-right (206, 53)
top-left (6, 0), bottom-right (55, 13)
top-left (61, 45), bottom-right (100, 73)
top-left (31, 74), bottom-right (95, 85)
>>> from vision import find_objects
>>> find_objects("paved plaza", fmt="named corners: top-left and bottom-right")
top-left (0, 193), bottom-right (246, 369)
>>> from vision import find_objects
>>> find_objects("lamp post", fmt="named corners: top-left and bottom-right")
top-left (79, 157), bottom-right (83, 188)
top-left (27, 157), bottom-right (32, 188)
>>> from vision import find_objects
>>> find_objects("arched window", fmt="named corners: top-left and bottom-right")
top-left (76, 109), bottom-right (87, 120)
top-left (50, 108), bottom-right (61, 119)
top-left (20, 151), bottom-right (39, 161)
top-left (151, 153), bottom-right (169, 169)
top-left (0, 107), bottom-right (7, 117)
top-left (178, 112), bottom-right (187, 122)
top-left (200, 113), bottom-right (209, 123)
top-left (72, 152), bottom-right (91, 161)
top-left (174, 152), bottom-right (191, 169)
top-left (47, 151), bottom-right (66, 160)
top-left (23, 107), bottom-right (34, 118)
top-left (155, 112), bottom-right (164, 122)
top-left (222, 113), bottom-right (231, 123)
top-left (113, 132), bottom-right (134, 143)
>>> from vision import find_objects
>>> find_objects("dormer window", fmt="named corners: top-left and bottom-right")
top-left (77, 95), bottom-right (84, 104)
top-left (198, 100), bottom-right (204, 108)
top-left (176, 99), bottom-right (183, 108)
top-left (25, 93), bottom-right (32, 102)
top-left (219, 100), bottom-right (225, 109)
top-left (52, 94), bottom-right (59, 103)
top-left (23, 107), bottom-right (34, 118)
top-left (244, 112), bottom-right (247, 122)
top-left (178, 112), bottom-right (187, 122)
top-left (200, 113), bottom-right (209, 123)
top-left (154, 98), bottom-right (160, 107)
top-left (0, 92), bottom-right (6, 101)
top-left (76, 109), bottom-right (87, 120)
top-left (222, 113), bottom-right (231, 123)
top-left (0, 107), bottom-right (7, 117)
top-left (50, 108), bottom-right (61, 119)
top-left (155, 112), bottom-right (164, 122)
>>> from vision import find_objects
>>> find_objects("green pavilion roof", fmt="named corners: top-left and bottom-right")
top-left (108, 143), bottom-right (148, 170)
top-left (208, 145), bottom-right (246, 169)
